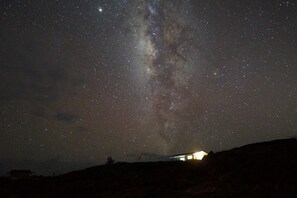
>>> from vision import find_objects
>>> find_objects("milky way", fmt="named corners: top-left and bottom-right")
top-left (139, 1), bottom-right (196, 152)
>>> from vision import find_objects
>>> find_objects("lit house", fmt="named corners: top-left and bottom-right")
top-left (170, 151), bottom-right (208, 161)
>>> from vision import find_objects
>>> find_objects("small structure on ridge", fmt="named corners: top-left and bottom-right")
top-left (170, 151), bottom-right (208, 161)
top-left (7, 170), bottom-right (33, 179)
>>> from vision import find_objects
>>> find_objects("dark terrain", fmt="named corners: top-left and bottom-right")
top-left (1, 138), bottom-right (297, 197)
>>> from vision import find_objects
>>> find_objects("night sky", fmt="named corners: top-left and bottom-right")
top-left (1, 0), bottom-right (296, 175)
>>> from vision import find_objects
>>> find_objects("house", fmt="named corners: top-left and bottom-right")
top-left (7, 170), bottom-right (33, 179)
top-left (170, 151), bottom-right (208, 161)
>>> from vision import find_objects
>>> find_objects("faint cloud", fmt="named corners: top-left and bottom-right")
top-left (55, 112), bottom-right (78, 123)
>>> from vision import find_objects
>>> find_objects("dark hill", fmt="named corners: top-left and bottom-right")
top-left (1, 138), bottom-right (297, 197)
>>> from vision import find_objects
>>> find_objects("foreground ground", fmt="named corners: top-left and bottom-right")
top-left (1, 138), bottom-right (297, 197)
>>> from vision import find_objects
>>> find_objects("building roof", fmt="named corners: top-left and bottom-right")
top-left (170, 151), bottom-right (206, 157)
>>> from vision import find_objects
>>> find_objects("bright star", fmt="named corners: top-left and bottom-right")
top-left (98, 7), bottom-right (103, 13)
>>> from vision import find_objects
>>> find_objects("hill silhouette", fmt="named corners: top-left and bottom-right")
top-left (1, 138), bottom-right (297, 197)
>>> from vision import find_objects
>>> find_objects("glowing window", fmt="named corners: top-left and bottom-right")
top-left (187, 155), bottom-right (193, 160)
top-left (193, 151), bottom-right (208, 160)
top-left (180, 157), bottom-right (185, 161)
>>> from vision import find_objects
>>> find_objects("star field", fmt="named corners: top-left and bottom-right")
top-left (0, 0), bottom-right (296, 175)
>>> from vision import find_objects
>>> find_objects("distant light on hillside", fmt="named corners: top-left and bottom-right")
top-left (170, 151), bottom-right (208, 161)
top-left (193, 151), bottom-right (208, 160)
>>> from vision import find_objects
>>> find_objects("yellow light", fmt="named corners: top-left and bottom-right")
top-left (187, 155), bottom-right (193, 160)
top-left (193, 151), bottom-right (208, 160)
